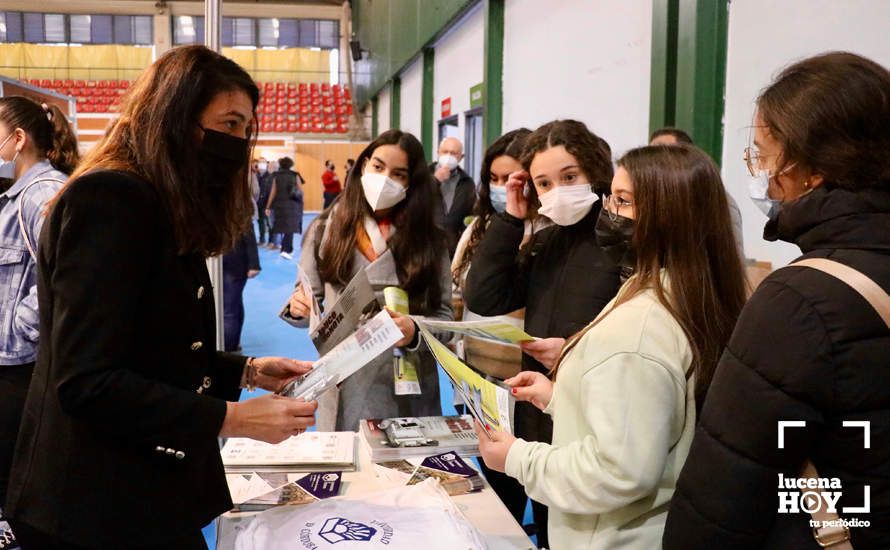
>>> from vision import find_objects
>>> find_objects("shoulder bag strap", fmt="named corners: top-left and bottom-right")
top-left (788, 257), bottom-right (890, 550)
top-left (17, 177), bottom-right (65, 259)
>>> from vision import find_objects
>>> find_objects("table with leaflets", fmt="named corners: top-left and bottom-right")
top-left (216, 433), bottom-right (535, 550)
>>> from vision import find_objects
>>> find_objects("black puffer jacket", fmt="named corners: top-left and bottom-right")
top-left (664, 185), bottom-right (890, 549)
top-left (464, 206), bottom-right (621, 443)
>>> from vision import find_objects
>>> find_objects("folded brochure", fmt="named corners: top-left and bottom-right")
top-left (413, 317), bottom-right (535, 345)
top-left (375, 452), bottom-right (483, 496)
top-left (416, 324), bottom-right (515, 438)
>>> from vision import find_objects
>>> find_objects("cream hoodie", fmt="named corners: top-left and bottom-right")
top-left (505, 279), bottom-right (696, 549)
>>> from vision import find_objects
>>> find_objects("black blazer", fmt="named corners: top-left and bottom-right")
top-left (5, 170), bottom-right (246, 546)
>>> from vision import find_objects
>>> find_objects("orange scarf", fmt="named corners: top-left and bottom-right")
top-left (356, 217), bottom-right (392, 262)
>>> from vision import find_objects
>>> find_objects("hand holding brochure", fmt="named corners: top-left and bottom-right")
top-left (416, 324), bottom-right (515, 438)
top-left (310, 269), bottom-right (380, 356)
top-left (279, 308), bottom-right (403, 401)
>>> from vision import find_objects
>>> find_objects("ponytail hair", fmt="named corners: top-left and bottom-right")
top-left (0, 96), bottom-right (80, 174)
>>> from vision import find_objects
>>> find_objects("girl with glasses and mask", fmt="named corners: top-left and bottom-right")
top-left (282, 129), bottom-right (452, 433)
top-left (4, 47), bottom-right (318, 550)
top-left (475, 144), bottom-right (746, 549)
top-left (0, 96), bottom-right (78, 547)
top-left (463, 120), bottom-right (622, 546)
top-left (665, 52), bottom-right (890, 550)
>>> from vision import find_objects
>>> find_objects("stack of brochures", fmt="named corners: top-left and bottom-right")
top-left (359, 415), bottom-right (479, 461)
top-left (220, 431), bottom-right (357, 473)
top-left (374, 452), bottom-right (484, 496)
top-left (227, 471), bottom-right (344, 512)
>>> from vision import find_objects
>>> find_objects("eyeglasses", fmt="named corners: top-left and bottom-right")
top-left (743, 146), bottom-right (780, 178)
top-left (603, 194), bottom-right (633, 221)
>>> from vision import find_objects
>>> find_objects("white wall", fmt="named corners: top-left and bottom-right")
top-left (722, 0), bottom-right (890, 268)
top-left (399, 57), bottom-right (423, 140)
top-left (377, 82), bottom-right (391, 135)
top-left (433, 3), bottom-right (484, 163)
top-left (502, 0), bottom-right (652, 160)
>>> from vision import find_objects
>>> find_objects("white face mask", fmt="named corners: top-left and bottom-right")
top-left (361, 172), bottom-right (407, 211)
top-left (748, 167), bottom-right (785, 218)
top-left (0, 133), bottom-right (19, 180)
top-left (438, 154), bottom-right (459, 170)
top-left (537, 183), bottom-right (598, 226)
top-left (257, 162), bottom-right (268, 172)
top-left (489, 185), bottom-right (508, 214)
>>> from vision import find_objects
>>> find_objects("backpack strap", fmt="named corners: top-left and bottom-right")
top-left (789, 258), bottom-right (890, 329)
top-left (787, 257), bottom-right (890, 550)
top-left (16, 177), bottom-right (65, 259)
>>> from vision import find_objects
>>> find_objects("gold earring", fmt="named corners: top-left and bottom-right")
top-left (803, 180), bottom-right (811, 190)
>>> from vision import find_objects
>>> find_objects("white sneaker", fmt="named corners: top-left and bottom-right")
top-left (280, 251), bottom-right (293, 260)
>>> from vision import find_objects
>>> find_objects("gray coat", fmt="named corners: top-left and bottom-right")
top-left (291, 219), bottom-right (453, 431)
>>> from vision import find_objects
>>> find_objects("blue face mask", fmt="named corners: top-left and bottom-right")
top-left (489, 185), bottom-right (508, 214)
top-left (748, 168), bottom-right (782, 218)
top-left (0, 133), bottom-right (19, 180)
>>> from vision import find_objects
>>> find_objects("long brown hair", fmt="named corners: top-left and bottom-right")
top-left (310, 129), bottom-right (447, 314)
top-left (64, 45), bottom-right (258, 256)
top-left (556, 145), bottom-right (747, 409)
top-left (452, 128), bottom-right (530, 285)
top-left (0, 96), bottom-right (79, 174)
top-left (758, 51), bottom-right (890, 191)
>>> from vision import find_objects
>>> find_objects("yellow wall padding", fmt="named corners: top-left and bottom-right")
top-left (0, 43), bottom-right (329, 84)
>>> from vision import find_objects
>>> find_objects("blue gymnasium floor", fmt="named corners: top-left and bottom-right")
top-left (201, 213), bottom-right (533, 548)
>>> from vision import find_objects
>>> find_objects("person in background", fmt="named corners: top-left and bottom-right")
top-left (344, 158), bottom-right (355, 182)
top-left (664, 51), bottom-right (890, 550)
top-left (464, 120), bottom-right (622, 547)
top-left (476, 144), bottom-right (747, 549)
top-left (265, 156), bottom-right (302, 260)
top-left (649, 126), bottom-right (745, 258)
top-left (255, 157), bottom-right (272, 245)
top-left (4, 45), bottom-right (317, 550)
top-left (321, 159), bottom-right (342, 208)
top-left (0, 96), bottom-right (79, 550)
top-left (282, 129), bottom-right (453, 433)
top-left (223, 230), bottom-right (261, 353)
top-left (431, 137), bottom-right (476, 257)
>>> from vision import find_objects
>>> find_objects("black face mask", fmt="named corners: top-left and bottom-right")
top-left (198, 127), bottom-right (249, 190)
top-left (595, 207), bottom-right (636, 280)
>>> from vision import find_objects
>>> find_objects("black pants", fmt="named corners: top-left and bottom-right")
top-left (256, 212), bottom-right (270, 243)
top-left (0, 363), bottom-right (33, 504)
top-left (10, 520), bottom-right (208, 550)
top-left (223, 271), bottom-right (247, 352)
top-left (279, 232), bottom-right (294, 254)
top-left (323, 191), bottom-right (339, 208)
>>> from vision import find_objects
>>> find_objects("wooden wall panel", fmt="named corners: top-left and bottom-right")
top-left (294, 141), bottom-right (369, 211)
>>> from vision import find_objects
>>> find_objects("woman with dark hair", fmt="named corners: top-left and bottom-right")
top-left (283, 129), bottom-right (452, 432)
top-left (265, 155), bottom-right (303, 260)
top-left (0, 96), bottom-right (78, 546)
top-left (464, 120), bottom-right (622, 546)
top-left (4, 46), bottom-right (317, 549)
top-left (665, 52), bottom-right (890, 549)
top-left (476, 144), bottom-right (747, 549)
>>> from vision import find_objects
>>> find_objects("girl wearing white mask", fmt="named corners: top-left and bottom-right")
top-left (282, 130), bottom-right (452, 432)
top-left (464, 120), bottom-right (622, 546)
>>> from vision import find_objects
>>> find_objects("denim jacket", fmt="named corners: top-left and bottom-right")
top-left (0, 160), bottom-right (66, 365)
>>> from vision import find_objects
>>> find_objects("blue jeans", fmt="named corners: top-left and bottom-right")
top-left (222, 272), bottom-right (247, 352)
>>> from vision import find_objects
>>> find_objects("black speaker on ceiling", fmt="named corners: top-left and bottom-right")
top-left (350, 39), bottom-right (363, 62)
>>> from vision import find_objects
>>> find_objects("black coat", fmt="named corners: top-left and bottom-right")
top-left (664, 186), bottom-right (890, 549)
top-left (464, 206), bottom-right (621, 442)
top-left (5, 171), bottom-right (246, 546)
top-left (430, 163), bottom-right (476, 256)
top-left (269, 169), bottom-right (303, 234)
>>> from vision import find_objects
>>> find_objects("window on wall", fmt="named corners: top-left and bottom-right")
top-left (173, 16), bottom-right (337, 49)
top-left (0, 12), bottom-right (24, 42)
top-left (173, 15), bottom-right (204, 45)
top-left (0, 12), bottom-right (151, 45)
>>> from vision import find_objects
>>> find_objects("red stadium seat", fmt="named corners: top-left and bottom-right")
top-left (286, 122), bottom-right (297, 133)
top-left (274, 123), bottom-right (285, 133)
